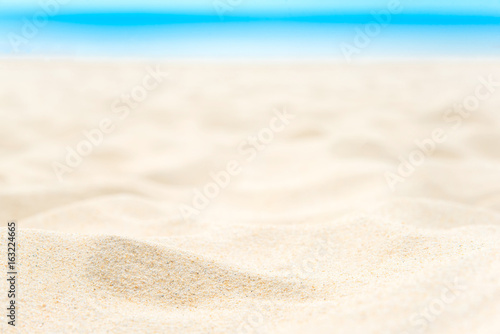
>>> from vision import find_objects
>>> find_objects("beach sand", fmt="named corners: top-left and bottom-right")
top-left (1, 60), bottom-right (500, 333)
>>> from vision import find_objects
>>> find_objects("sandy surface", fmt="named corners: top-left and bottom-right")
top-left (1, 60), bottom-right (500, 333)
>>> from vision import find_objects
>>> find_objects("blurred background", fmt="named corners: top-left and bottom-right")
top-left (1, 0), bottom-right (499, 60)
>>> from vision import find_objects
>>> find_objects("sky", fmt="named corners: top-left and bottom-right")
top-left (2, 0), bottom-right (500, 15)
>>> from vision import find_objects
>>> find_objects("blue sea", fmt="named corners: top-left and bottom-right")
top-left (0, 11), bottom-right (499, 59)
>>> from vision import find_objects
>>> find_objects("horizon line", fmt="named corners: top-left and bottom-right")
top-left (1, 12), bottom-right (500, 26)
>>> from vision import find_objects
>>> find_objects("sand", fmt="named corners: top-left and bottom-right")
top-left (1, 60), bottom-right (500, 333)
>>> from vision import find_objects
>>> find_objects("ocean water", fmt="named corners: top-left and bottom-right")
top-left (0, 12), bottom-right (499, 60)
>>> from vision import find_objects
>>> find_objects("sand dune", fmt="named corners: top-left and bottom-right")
top-left (1, 60), bottom-right (500, 333)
